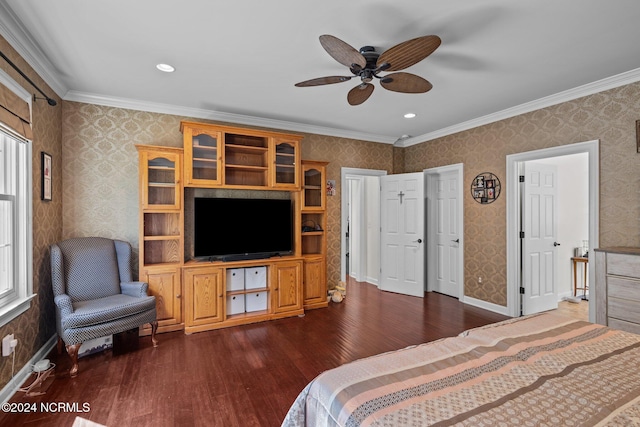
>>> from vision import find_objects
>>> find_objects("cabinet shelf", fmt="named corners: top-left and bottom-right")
top-left (142, 261), bottom-right (182, 268)
top-left (226, 287), bottom-right (269, 296)
top-left (302, 231), bottom-right (324, 236)
top-left (149, 165), bottom-right (175, 171)
top-left (182, 121), bottom-right (301, 189)
top-left (225, 164), bottom-right (268, 171)
top-left (304, 185), bottom-right (322, 190)
top-left (226, 143), bottom-right (268, 153)
top-left (193, 144), bottom-right (217, 151)
top-left (148, 182), bottom-right (177, 188)
top-left (226, 310), bottom-right (269, 321)
top-left (144, 235), bottom-right (180, 241)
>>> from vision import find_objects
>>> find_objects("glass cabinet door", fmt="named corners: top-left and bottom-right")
top-left (271, 138), bottom-right (300, 189)
top-left (183, 125), bottom-right (222, 186)
top-left (144, 152), bottom-right (181, 210)
top-left (302, 165), bottom-right (325, 210)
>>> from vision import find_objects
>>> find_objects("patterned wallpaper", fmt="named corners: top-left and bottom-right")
top-left (61, 105), bottom-right (183, 260)
top-left (404, 82), bottom-right (640, 305)
top-left (0, 37), bottom-right (62, 388)
top-left (299, 133), bottom-right (395, 288)
top-left (61, 105), bottom-right (395, 289)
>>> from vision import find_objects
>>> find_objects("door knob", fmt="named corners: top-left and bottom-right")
top-left (413, 239), bottom-right (422, 243)
top-left (554, 242), bottom-right (561, 246)
top-left (452, 239), bottom-right (460, 243)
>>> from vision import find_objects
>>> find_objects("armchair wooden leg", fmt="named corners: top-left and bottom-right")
top-left (66, 343), bottom-right (81, 377)
top-left (150, 321), bottom-right (158, 347)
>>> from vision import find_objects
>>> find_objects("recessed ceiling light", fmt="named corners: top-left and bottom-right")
top-left (404, 113), bottom-right (416, 119)
top-left (156, 63), bottom-right (175, 73)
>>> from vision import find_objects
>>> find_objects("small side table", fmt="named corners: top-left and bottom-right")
top-left (571, 256), bottom-right (588, 299)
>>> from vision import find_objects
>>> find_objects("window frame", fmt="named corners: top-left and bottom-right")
top-left (0, 67), bottom-right (35, 327)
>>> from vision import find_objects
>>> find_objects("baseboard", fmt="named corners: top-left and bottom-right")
top-left (0, 334), bottom-right (57, 404)
top-left (364, 277), bottom-right (379, 287)
top-left (462, 296), bottom-right (511, 316)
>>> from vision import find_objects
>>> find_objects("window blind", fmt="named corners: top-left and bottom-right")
top-left (0, 82), bottom-right (32, 140)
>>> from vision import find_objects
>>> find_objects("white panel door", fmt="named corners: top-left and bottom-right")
top-left (522, 162), bottom-right (559, 315)
top-left (431, 170), bottom-right (460, 297)
top-left (380, 173), bottom-right (425, 297)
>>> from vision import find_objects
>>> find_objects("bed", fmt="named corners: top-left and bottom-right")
top-left (282, 312), bottom-right (640, 426)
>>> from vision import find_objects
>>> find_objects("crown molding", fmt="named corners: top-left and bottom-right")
top-left (398, 67), bottom-right (640, 147)
top-left (0, 3), bottom-right (67, 97)
top-left (64, 91), bottom-right (397, 144)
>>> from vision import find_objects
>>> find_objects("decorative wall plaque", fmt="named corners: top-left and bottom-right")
top-left (471, 172), bottom-right (501, 204)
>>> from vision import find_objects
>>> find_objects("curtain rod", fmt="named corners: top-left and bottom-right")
top-left (0, 50), bottom-right (57, 106)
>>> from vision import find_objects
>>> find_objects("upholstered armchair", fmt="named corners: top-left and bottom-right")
top-left (50, 237), bottom-right (158, 376)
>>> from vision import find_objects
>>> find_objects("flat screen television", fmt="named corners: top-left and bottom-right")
top-left (194, 197), bottom-right (293, 261)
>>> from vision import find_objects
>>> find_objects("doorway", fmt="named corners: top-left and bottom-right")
top-left (506, 140), bottom-right (599, 321)
top-left (340, 168), bottom-right (387, 287)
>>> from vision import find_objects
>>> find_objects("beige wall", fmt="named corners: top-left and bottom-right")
top-left (0, 37), bottom-right (62, 388)
top-left (404, 82), bottom-right (640, 305)
top-left (61, 103), bottom-right (395, 289)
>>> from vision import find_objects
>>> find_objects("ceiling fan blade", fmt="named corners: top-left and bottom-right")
top-left (319, 35), bottom-right (366, 69)
top-left (347, 83), bottom-right (374, 105)
top-left (380, 72), bottom-right (433, 93)
top-left (377, 35), bottom-right (441, 71)
top-left (295, 76), bottom-right (352, 87)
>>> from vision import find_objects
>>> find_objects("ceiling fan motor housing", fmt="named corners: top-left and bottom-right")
top-left (359, 46), bottom-right (379, 66)
top-left (351, 46), bottom-right (380, 82)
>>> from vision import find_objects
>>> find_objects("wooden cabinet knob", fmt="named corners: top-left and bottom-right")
top-left (176, 294), bottom-right (181, 298)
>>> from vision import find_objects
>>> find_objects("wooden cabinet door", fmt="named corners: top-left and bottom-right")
top-left (272, 261), bottom-right (303, 314)
top-left (184, 267), bottom-right (224, 327)
top-left (303, 257), bottom-right (326, 305)
top-left (182, 124), bottom-right (222, 187)
top-left (139, 150), bottom-right (181, 211)
top-left (141, 267), bottom-right (182, 328)
top-left (271, 138), bottom-right (300, 189)
top-left (302, 162), bottom-right (326, 211)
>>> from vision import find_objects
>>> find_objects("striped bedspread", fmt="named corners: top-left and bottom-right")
top-left (282, 313), bottom-right (640, 426)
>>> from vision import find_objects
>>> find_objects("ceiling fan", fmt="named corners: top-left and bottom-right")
top-left (295, 34), bottom-right (441, 105)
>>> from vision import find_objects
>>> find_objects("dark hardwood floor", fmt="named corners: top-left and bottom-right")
top-left (0, 281), bottom-right (508, 427)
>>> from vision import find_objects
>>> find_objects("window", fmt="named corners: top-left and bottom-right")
top-left (0, 72), bottom-right (34, 326)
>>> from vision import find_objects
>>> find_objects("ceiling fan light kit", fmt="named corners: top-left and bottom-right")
top-left (295, 34), bottom-right (441, 105)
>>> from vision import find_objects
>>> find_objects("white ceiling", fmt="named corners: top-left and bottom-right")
top-left (2, 0), bottom-right (640, 146)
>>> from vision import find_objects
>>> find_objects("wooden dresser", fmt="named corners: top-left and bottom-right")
top-left (594, 247), bottom-right (640, 334)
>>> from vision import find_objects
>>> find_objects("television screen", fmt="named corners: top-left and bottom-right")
top-left (194, 197), bottom-right (293, 261)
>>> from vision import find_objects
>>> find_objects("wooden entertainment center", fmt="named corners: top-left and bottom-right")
top-left (136, 121), bottom-right (328, 334)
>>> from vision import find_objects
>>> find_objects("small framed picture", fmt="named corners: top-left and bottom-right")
top-left (326, 180), bottom-right (336, 196)
top-left (474, 189), bottom-right (486, 199)
top-left (486, 179), bottom-right (495, 189)
top-left (475, 176), bottom-right (485, 188)
top-left (487, 188), bottom-right (495, 199)
top-left (41, 152), bottom-right (52, 201)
